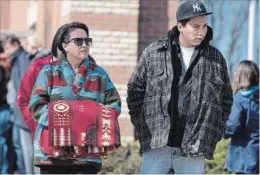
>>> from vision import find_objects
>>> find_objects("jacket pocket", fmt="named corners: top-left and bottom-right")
top-left (203, 78), bottom-right (223, 104)
top-left (146, 65), bottom-right (165, 96)
top-left (192, 79), bottom-right (223, 104)
top-left (145, 115), bottom-right (168, 132)
top-left (147, 65), bottom-right (164, 77)
top-left (142, 95), bottom-right (162, 117)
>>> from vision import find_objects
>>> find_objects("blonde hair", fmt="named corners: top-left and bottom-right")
top-left (232, 60), bottom-right (259, 94)
top-left (26, 34), bottom-right (44, 48)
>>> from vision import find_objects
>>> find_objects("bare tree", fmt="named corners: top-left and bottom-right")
top-left (227, 3), bottom-right (249, 72)
top-left (204, 0), bottom-right (249, 73)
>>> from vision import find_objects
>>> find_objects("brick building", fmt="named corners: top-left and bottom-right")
top-left (0, 0), bottom-right (179, 144)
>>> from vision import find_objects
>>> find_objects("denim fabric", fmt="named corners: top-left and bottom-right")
top-left (0, 127), bottom-right (10, 174)
top-left (12, 105), bottom-right (34, 173)
top-left (0, 105), bottom-right (26, 174)
top-left (141, 146), bottom-right (205, 174)
top-left (9, 48), bottom-right (30, 93)
top-left (225, 86), bottom-right (259, 174)
top-left (0, 106), bottom-right (13, 174)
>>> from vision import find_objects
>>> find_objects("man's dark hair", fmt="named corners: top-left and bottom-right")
top-left (51, 22), bottom-right (89, 58)
top-left (178, 18), bottom-right (190, 27)
top-left (0, 65), bottom-right (9, 105)
top-left (4, 35), bottom-right (21, 47)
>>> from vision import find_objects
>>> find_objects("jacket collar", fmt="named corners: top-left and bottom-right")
top-left (240, 85), bottom-right (259, 97)
top-left (88, 55), bottom-right (97, 70)
top-left (10, 47), bottom-right (24, 62)
top-left (60, 55), bottom-right (97, 71)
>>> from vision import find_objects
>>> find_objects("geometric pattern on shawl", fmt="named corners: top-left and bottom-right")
top-left (42, 100), bottom-right (120, 159)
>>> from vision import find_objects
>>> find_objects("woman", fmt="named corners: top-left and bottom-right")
top-left (29, 22), bottom-right (121, 174)
top-left (224, 60), bottom-right (259, 174)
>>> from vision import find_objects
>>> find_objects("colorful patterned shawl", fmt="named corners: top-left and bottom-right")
top-left (29, 56), bottom-right (121, 165)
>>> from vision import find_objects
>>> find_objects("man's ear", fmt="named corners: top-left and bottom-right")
top-left (177, 22), bottom-right (183, 31)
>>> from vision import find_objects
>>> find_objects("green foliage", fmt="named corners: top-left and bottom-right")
top-left (100, 141), bottom-right (142, 174)
top-left (101, 139), bottom-right (231, 174)
top-left (206, 139), bottom-right (231, 174)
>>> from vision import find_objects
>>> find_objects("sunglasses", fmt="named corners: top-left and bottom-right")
top-left (65, 37), bottom-right (93, 46)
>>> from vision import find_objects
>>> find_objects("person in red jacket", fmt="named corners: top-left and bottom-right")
top-left (16, 55), bottom-right (51, 139)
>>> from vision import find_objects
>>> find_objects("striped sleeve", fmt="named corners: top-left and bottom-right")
top-left (104, 75), bottom-right (121, 114)
top-left (96, 67), bottom-right (121, 115)
top-left (28, 66), bottom-right (52, 126)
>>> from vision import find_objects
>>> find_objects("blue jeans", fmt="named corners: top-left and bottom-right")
top-left (141, 146), bottom-right (205, 174)
top-left (0, 108), bottom-right (26, 174)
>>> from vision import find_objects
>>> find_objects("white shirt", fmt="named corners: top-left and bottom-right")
top-left (180, 45), bottom-right (195, 70)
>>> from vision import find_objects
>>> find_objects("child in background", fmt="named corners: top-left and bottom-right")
top-left (224, 60), bottom-right (259, 174)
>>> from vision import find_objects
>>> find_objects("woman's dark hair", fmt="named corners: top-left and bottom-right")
top-left (232, 60), bottom-right (259, 94)
top-left (0, 65), bottom-right (9, 105)
top-left (51, 22), bottom-right (89, 58)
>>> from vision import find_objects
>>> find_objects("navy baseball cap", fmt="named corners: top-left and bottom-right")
top-left (176, 0), bottom-right (212, 22)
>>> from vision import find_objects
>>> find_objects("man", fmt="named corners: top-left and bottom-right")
top-left (127, 0), bottom-right (233, 174)
top-left (4, 36), bottom-right (33, 173)
top-left (4, 36), bottom-right (31, 106)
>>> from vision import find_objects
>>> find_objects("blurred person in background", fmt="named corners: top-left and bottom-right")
top-left (0, 65), bottom-right (25, 174)
top-left (16, 51), bottom-right (54, 175)
top-left (17, 54), bottom-right (52, 140)
top-left (17, 33), bottom-right (52, 139)
top-left (224, 60), bottom-right (259, 174)
top-left (3, 36), bottom-right (34, 174)
top-left (23, 34), bottom-right (51, 61)
top-left (3, 36), bottom-right (31, 107)
top-left (127, 0), bottom-right (233, 173)
top-left (16, 35), bottom-right (52, 140)
top-left (29, 22), bottom-right (121, 174)
top-left (0, 42), bottom-right (10, 70)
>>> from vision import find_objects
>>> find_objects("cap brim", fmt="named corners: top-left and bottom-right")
top-left (177, 12), bottom-right (212, 22)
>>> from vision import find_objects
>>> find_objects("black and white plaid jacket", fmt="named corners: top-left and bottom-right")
top-left (127, 26), bottom-right (233, 160)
